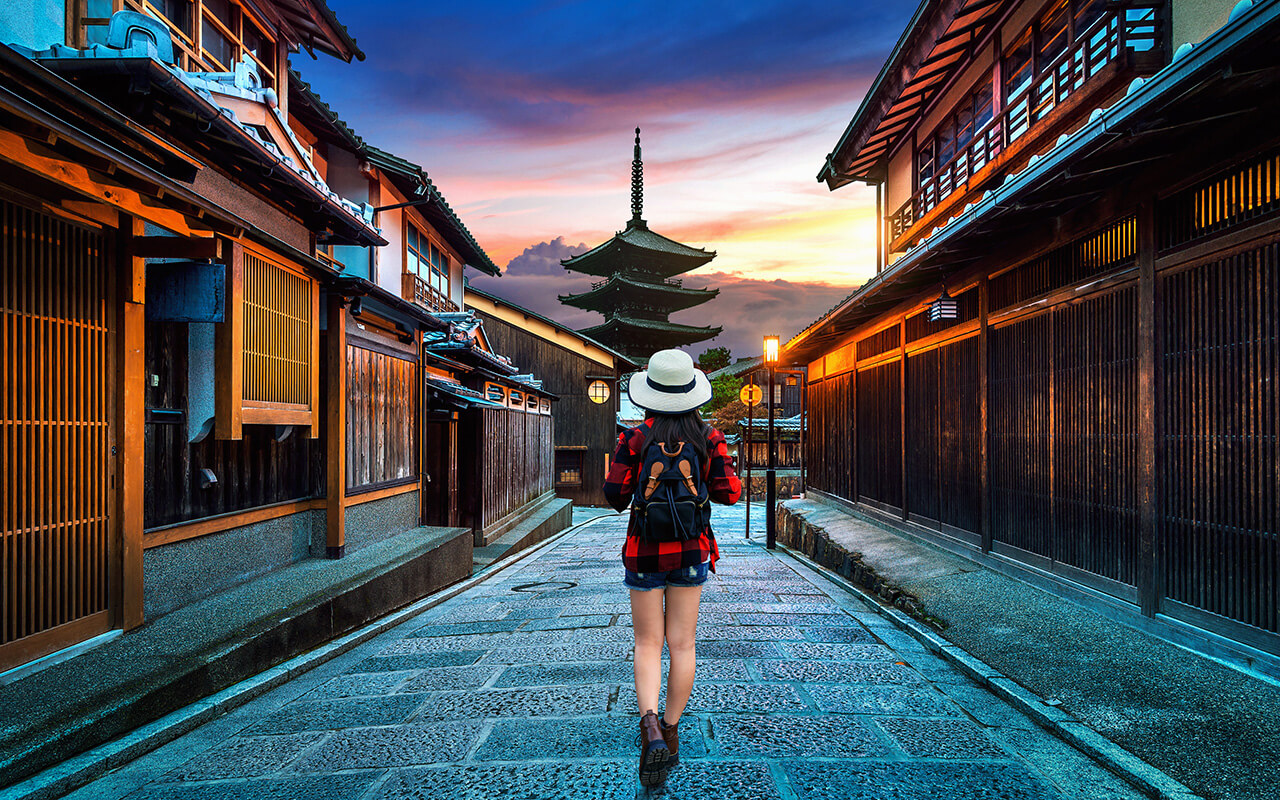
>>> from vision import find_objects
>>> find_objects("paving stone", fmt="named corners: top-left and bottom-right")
top-left (158, 732), bottom-right (325, 781)
top-left (346, 651), bottom-right (486, 673)
top-left (501, 605), bottom-right (569, 620)
top-left (803, 625), bottom-right (880, 643)
top-left (697, 625), bottom-right (805, 641)
top-left (291, 721), bottom-right (485, 770)
top-left (989, 728), bottom-right (1146, 800)
top-left (398, 666), bottom-right (501, 692)
top-left (247, 695), bottom-right (427, 734)
top-left (932, 682), bottom-right (1040, 730)
top-left (494, 661), bottom-right (636, 687)
top-left (692, 659), bottom-right (752, 681)
top-left (620, 682), bottom-right (807, 713)
top-left (131, 773), bottom-right (378, 800)
top-left (756, 660), bottom-right (922, 684)
top-left (734, 612), bottom-right (849, 626)
top-left (382, 633), bottom-right (517, 653)
top-left (781, 642), bottom-right (897, 662)
top-left (521, 614), bottom-right (613, 631)
top-left (713, 714), bottom-right (890, 758)
top-left (660, 760), bottom-right (782, 800)
top-left (694, 640), bottom-right (784, 659)
top-left (302, 671), bottom-right (416, 700)
top-left (428, 604), bottom-right (512, 625)
top-left (373, 763), bottom-right (635, 800)
top-left (785, 760), bottom-right (1061, 800)
top-left (876, 717), bottom-right (1010, 759)
top-left (410, 619), bottom-right (527, 637)
top-left (808, 685), bottom-right (964, 717)
top-left (480, 643), bottom-right (634, 664)
top-left (473, 715), bottom-right (707, 761)
top-left (419, 685), bottom-right (612, 719)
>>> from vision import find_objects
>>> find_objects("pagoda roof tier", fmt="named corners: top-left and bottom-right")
top-left (562, 220), bottom-right (715, 278)
top-left (580, 315), bottom-right (722, 354)
top-left (559, 273), bottom-right (718, 314)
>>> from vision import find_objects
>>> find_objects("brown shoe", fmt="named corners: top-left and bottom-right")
top-left (638, 710), bottom-right (670, 786)
top-left (660, 716), bottom-right (680, 767)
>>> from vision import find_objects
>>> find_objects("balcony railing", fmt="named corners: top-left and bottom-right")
top-left (889, 2), bottom-right (1163, 246)
top-left (591, 276), bottom-right (683, 291)
top-left (403, 272), bottom-right (458, 313)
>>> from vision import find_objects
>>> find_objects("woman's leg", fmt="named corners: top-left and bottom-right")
top-left (662, 584), bottom-right (703, 725)
top-left (630, 587), bottom-right (666, 713)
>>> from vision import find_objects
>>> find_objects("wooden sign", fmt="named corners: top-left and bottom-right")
top-left (739, 384), bottom-right (762, 405)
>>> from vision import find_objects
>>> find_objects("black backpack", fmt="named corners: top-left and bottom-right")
top-left (633, 434), bottom-right (710, 542)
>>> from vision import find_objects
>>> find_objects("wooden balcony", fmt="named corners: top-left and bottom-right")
top-left (889, 2), bottom-right (1165, 252)
top-left (402, 272), bottom-right (459, 314)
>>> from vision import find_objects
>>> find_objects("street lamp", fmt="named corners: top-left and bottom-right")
top-left (763, 335), bottom-right (780, 550)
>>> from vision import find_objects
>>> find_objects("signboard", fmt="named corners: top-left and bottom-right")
top-left (739, 384), bottom-right (762, 405)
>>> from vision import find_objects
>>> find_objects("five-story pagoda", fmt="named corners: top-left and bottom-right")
top-left (560, 129), bottom-right (721, 361)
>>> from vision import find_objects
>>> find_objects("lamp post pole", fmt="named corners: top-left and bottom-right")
top-left (764, 334), bottom-right (779, 550)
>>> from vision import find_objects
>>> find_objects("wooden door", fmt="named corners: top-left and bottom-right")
top-left (422, 416), bottom-right (452, 527)
top-left (1, 198), bottom-right (115, 673)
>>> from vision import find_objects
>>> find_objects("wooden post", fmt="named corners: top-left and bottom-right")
top-left (116, 216), bottom-right (145, 630)
top-left (325, 294), bottom-right (346, 558)
top-left (214, 238), bottom-right (243, 440)
top-left (899, 323), bottom-right (908, 520)
top-left (979, 277), bottom-right (992, 552)
top-left (1137, 200), bottom-right (1159, 617)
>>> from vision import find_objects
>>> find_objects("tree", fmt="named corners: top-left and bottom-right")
top-left (702, 373), bottom-right (739, 416)
top-left (697, 346), bottom-right (731, 372)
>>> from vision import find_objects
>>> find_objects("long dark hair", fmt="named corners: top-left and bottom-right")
top-left (638, 409), bottom-right (711, 464)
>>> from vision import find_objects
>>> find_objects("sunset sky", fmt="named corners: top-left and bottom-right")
top-left (299, 0), bottom-right (915, 357)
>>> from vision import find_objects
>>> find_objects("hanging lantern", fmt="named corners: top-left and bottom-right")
top-left (928, 289), bottom-right (957, 322)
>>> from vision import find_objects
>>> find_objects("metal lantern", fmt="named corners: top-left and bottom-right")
top-left (928, 289), bottom-right (958, 321)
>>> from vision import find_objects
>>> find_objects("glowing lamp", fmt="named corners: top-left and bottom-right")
top-left (763, 335), bottom-right (780, 364)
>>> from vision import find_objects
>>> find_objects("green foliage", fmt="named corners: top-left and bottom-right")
top-left (702, 373), bottom-right (740, 415)
top-left (697, 346), bottom-right (732, 372)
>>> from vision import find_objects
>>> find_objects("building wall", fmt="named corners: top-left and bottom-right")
top-left (473, 311), bottom-right (620, 507)
top-left (327, 148), bottom-right (374, 278)
top-left (0, 0), bottom-right (65, 50)
top-left (1171, 0), bottom-right (1235, 47)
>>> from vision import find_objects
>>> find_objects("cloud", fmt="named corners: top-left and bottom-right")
top-left (500, 236), bottom-right (588, 276)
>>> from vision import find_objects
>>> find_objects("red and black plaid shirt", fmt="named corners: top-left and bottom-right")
top-left (604, 420), bottom-right (742, 574)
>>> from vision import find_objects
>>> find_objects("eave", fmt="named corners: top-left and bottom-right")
top-left (559, 273), bottom-right (718, 313)
top-left (791, 0), bottom-right (1280, 363)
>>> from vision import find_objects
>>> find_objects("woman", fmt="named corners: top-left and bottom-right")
top-left (603, 349), bottom-right (742, 788)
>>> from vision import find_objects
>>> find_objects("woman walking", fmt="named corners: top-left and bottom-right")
top-left (604, 349), bottom-right (742, 788)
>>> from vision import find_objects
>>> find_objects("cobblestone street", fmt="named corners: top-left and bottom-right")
top-left (68, 506), bottom-right (1146, 800)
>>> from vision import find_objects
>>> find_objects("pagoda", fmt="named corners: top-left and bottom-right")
top-left (560, 129), bottom-right (721, 361)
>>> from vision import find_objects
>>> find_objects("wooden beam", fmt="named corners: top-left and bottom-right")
top-left (215, 238), bottom-right (244, 439)
top-left (1136, 200), bottom-right (1159, 617)
top-left (129, 235), bottom-right (221, 260)
top-left (325, 295), bottom-right (347, 558)
top-left (978, 277), bottom-right (991, 552)
top-left (0, 129), bottom-right (203, 237)
top-left (117, 215), bottom-right (145, 630)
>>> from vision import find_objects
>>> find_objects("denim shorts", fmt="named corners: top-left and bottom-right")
top-left (624, 561), bottom-right (710, 591)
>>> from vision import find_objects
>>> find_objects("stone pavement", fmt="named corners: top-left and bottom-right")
top-left (64, 504), bottom-right (1146, 800)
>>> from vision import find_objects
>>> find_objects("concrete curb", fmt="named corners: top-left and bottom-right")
top-left (1, 514), bottom-right (602, 800)
top-left (770, 541), bottom-right (1205, 800)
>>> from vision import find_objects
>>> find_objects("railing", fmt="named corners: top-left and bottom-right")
top-left (890, 2), bottom-right (1163, 244)
top-left (591, 276), bottom-right (683, 291)
top-left (403, 272), bottom-right (458, 313)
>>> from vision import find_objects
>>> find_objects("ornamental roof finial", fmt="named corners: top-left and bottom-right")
top-left (631, 127), bottom-right (644, 225)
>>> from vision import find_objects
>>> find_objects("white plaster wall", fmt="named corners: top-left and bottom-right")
top-left (1171, 0), bottom-right (1235, 47)
top-left (374, 179), bottom-right (406, 295)
top-left (0, 0), bottom-right (65, 50)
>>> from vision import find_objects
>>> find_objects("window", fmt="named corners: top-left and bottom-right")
top-left (555, 450), bottom-right (584, 486)
top-left (1037, 0), bottom-right (1070, 69)
top-left (1003, 30), bottom-right (1034, 101)
top-left (485, 383), bottom-right (507, 404)
top-left (509, 390), bottom-right (524, 408)
top-left (587, 379), bottom-right (610, 404)
top-left (116, 0), bottom-right (277, 85)
top-left (406, 223), bottom-right (452, 309)
top-left (917, 74), bottom-right (994, 184)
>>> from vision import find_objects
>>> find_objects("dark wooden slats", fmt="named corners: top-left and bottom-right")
top-left (346, 346), bottom-right (417, 491)
top-left (990, 215), bottom-right (1137, 311)
top-left (905, 288), bottom-right (979, 343)
top-left (1, 199), bottom-right (110, 656)
top-left (856, 360), bottom-right (902, 509)
top-left (804, 372), bottom-right (854, 502)
top-left (478, 409), bottom-right (553, 531)
top-left (1160, 243), bottom-right (1278, 633)
top-left (1159, 148), bottom-right (1280, 251)
top-left (856, 324), bottom-right (902, 361)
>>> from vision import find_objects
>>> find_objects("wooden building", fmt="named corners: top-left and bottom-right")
top-left (709, 356), bottom-right (805, 418)
top-left (793, 0), bottom-right (1280, 662)
top-left (467, 284), bottom-right (637, 508)
top-left (0, 2), bottom-right (561, 677)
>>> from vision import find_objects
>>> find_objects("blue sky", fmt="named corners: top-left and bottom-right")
top-left (298, 0), bottom-right (915, 356)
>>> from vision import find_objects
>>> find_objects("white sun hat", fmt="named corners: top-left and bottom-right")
top-left (627, 349), bottom-right (713, 414)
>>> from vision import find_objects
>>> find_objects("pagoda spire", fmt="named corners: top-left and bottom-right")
top-left (630, 127), bottom-right (644, 226)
